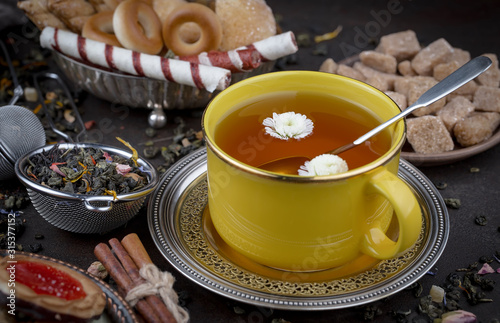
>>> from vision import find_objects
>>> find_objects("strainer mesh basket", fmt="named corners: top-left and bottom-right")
top-left (27, 189), bottom-right (146, 234)
top-left (0, 150), bottom-right (15, 179)
top-left (0, 105), bottom-right (46, 180)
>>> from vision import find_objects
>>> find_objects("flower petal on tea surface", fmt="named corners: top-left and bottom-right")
top-left (298, 154), bottom-right (348, 176)
top-left (262, 112), bottom-right (314, 140)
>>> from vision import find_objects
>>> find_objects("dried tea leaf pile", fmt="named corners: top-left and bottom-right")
top-left (25, 144), bottom-right (148, 196)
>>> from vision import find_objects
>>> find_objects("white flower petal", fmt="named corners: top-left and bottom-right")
top-left (298, 154), bottom-right (348, 176)
top-left (262, 112), bottom-right (314, 140)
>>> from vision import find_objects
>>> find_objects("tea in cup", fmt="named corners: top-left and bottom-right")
top-left (202, 71), bottom-right (422, 272)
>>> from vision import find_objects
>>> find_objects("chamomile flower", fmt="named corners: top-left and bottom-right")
top-left (298, 154), bottom-right (348, 176)
top-left (262, 112), bottom-right (314, 140)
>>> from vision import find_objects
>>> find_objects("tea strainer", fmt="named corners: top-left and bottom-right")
top-left (14, 71), bottom-right (159, 233)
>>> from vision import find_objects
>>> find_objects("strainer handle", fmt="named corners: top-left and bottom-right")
top-left (83, 197), bottom-right (114, 212)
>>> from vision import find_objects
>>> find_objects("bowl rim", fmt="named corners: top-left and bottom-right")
top-left (53, 51), bottom-right (149, 81)
top-left (14, 142), bottom-right (159, 202)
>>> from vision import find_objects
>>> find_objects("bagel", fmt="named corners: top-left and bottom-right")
top-left (162, 3), bottom-right (222, 56)
top-left (152, 0), bottom-right (200, 43)
top-left (113, 0), bottom-right (163, 55)
top-left (82, 11), bottom-right (121, 47)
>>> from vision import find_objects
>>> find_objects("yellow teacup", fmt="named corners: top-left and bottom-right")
top-left (202, 71), bottom-right (422, 271)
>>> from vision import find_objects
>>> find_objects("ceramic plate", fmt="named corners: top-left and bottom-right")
top-left (339, 55), bottom-right (500, 167)
top-left (147, 148), bottom-right (449, 310)
top-left (0, 250), bottom-right (138, 322)
top-left (400, 130), bottom-right (500, 166)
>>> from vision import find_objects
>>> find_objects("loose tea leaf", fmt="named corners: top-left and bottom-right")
top-left (406, 281), bottom-right (423, 297)
top-left (362, 304), bottom-right (383, 320)
top-left (296, 33), bottom-right (311, 47)
top-left (434, 182), bottom-right (448, 190)
top-left (474, 215), bottom-right (487, 226)
top-left (28, 243), bottom-right (43, 253)
top-left (444, 198), bottom-right (461, 209)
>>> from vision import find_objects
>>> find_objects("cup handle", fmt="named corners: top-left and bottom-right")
top-left (360, 168), bottom-right (422, 259)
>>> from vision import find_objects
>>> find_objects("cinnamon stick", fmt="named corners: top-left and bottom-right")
top-left (94, 243), bottom-right (162, 323)
top-left (109, 239), bottom-right (177, 323)
top-left (121, 233), bottom-right (153, 268)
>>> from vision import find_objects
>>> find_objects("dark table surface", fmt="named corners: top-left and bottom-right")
top-left (2, 0), bottom-right (500, 322)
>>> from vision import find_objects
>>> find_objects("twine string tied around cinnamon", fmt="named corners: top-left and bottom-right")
top-left (126, 264), bottom-right (189, 323)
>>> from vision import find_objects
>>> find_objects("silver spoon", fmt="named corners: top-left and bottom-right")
top-left (259, 56), bottom-right (492, 173)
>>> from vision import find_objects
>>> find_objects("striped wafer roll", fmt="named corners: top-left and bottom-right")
top-left (239, 31), bottom-right (298, 62)
top-left (39, 27), bottom-right (231, 92)
top-left (177, 48), bottom-right (261, 73)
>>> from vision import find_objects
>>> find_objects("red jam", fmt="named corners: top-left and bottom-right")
top-left (14, 260), bottom-right (87, 300)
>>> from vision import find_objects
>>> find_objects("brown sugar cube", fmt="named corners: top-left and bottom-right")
top-left (337, 64), bottom-right (366, 82)
top-left (319, 58), bottom-right (338, 74)
top-left (436, 96), bottom-right (475, 132)
top-left (449, 48), bottom-right (471, 66)
top-left (406, 116), bottom-right (455, 153)
top-left (375, 30), bottom-right (421, 61)
top-left (399, 77), bottom-right (446, 116)
top-left (433, 60), bottom-right (478, 95)
top-left (409, 89), bottom-right (446, 117)
top-left (398, 60), bottom-right (417, 76)
top-left (393, 77), bottom-right (413, 96)
top-left (433, 61), bottom-right (460, 81)
top-left (385, 91), bottom-right (407, 110)
top-left (366, 75), bottom-right (390, 92)
top-left (476, 53), bottom-right (500, 87)
top-left (473, 86), bottom-right (500, 112)
top-left (411, 38), bottom-right (453, 76)
top-left (353, 62), bottom-right (401, 90)
top-left (359, 51), bottom-right (397, 74)
top-left (454, 80), bottom-right (478, 96)
top-left (447, 93), bottom-right (473, 103)
top-left (454, 112), bottom-right (500, 147)
top-left (394, 76), bottom-right (436, 97)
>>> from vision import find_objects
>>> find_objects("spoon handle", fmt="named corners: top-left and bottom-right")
top-left (338, 56), bottom-right (492, 152)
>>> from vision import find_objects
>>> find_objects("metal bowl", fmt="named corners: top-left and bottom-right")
top-left (15, 143), bottom-right (159, 234)
top-left (51, 51), bottom-right (275, 110)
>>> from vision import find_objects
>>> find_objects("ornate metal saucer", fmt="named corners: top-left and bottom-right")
top-left (148, 148), bottom-right (449, 310)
